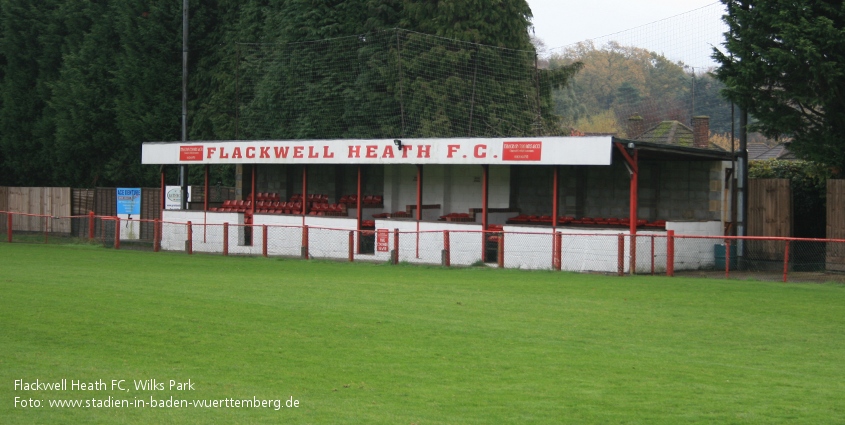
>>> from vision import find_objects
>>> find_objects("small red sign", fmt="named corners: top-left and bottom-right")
top-left (180, 145), bottom-right (204, 161)
top-left (502, 141), bottom-right (542, 161)
top-left (376, 229), bottom-right (389, 252)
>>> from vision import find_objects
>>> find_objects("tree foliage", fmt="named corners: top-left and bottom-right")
top-left (548, 41), bottom-right (736, 136)
top-left (0, 0), bottom-right (580, 186)
top-left (713, 0), bottom-right (845, 177)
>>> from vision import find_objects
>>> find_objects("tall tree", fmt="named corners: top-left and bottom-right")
top-left (713, 0), bottom-right (845, 176)
top-left (0, 0), bottom-right (61, 185)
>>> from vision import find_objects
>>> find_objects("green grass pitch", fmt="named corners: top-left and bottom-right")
top-left (2, 243), bottom-right (845, 424)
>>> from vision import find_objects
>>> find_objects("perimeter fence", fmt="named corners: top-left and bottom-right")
top-left (3, 211), bottom-right (845, 284)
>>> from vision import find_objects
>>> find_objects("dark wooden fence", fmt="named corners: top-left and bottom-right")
top-left (827, 180), bottom-right (845, 271)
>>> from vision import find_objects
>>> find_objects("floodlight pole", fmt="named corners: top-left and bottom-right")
top-left (180, 0), bottom-right (189, 209)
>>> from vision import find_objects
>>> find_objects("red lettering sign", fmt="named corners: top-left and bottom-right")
top-left (179, 145), bottom-right (203, 161)
top-left (502, 142), bottom-right (542, 161)
top-left (376, 229), bottom-right (389, 252)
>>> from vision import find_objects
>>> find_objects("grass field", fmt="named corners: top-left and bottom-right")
top-left (2, 243), bottom-right (845, 424)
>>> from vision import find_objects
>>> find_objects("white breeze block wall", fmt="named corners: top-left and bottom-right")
top-left (667, 221), bottom-right (723, 270)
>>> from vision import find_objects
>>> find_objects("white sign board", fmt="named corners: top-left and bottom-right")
top-left (142, 137), bottom-right (613, 166)
top-left (165, 186), bottom-right (192, 210)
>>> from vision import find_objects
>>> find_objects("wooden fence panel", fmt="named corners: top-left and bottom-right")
top-left (5, 187), bottom-right (71, 233)
top-left (748, 179), bottom-right (792, 261)
top-left (140, 188), bottom-right (161, 240)
top-left (827, 180), bottom-right (845, 271)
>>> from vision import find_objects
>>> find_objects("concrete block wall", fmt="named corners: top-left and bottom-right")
top-left (159, 211), bottom-right (723, 272)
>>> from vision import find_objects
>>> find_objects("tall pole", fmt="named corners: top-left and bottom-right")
top-left (180, 0), bottom-right (189, 209)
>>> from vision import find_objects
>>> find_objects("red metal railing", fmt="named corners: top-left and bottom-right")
top-left (3, 210), bottom-right (845, 283)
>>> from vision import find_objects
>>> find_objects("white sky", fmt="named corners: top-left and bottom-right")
top-left (526, 0), bottom-right (726, 67)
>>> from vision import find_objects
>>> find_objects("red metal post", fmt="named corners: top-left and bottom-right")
top-left (617, 233), bottom-right (624, 276)
top-left (497, 232), bottom-right (505, 268)
top-left (356, 165), bottom-right (362, 253)
top-left (223, 222), bottom-right (229, 256)
top-left (393, 228), bottom-right (399, 265)
top-left (153, 219), bottom-right (161, 252)
top-left (114, 217), bottom-right (121, 250)
top-left (481, 165), bottom-right (489, 260)
top-left (443, 230), bottom-right (451, 267)
top-left (783, 240), bottom-right (790, 283)
top-left (88, 211), bottom-right (95, 240)
top-left (301, 165), bottom-right (308, 215)
top-left (553, 231), bottom-right (562, 271)
top-left (348, 231), bottom-right (354, 262)
top-left (667, 230), bottom-right (675, 277)
top-left (262, 225), bottom-right (268, 257)
top-left (355, 165), bottom-right (363, 254)
top-left (301, 225), bottom-right (309, 259)
top-left (416, 164), bottom-right (423, 221)
top-left (552, 166), bottom-right (559, 228)
top-left (186, 221), bottom-right (192, 255)
top-left (204, 164), bottom-right (209, 212)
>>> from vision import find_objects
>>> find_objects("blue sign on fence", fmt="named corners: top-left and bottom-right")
top-left (116, 188), bottom-right (142, 215)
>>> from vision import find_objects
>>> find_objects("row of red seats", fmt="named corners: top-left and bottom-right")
top-left (212, 201), bottom-right (303, 214)
top-left (310, 203), bottom-right (347, 214)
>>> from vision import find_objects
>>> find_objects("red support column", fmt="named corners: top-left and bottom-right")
top-left (783, 240), bottom-right (791, 283)
top-left (356, 165), bottom-right (362, 253)
top-left (393, 228), bottom-right (399, 265)
top-left (416, 165), bottom-right (423, 221)
top-left (553, 232), bottom-right (562, 271)
top-left (115, 217), bottom-right (121, 250)
top-left (443, 230), bottom-right (451, 267)
top-left (301, 225), bottom-right (309, 259)
top-left (262, 225), bottom-right (268, 257)
top-left (667, 230), bottom-right (675, 277)
top-left (204, 165), bottom-right (209, 212)
top-left (481, 165), bottom-right (489, 260)
top-left (88, 211), bottom-right (95, 240)
top-left (552, 166), bottom-right (559, 228)
top-left (617, 233), bottom-right (624, 276)
top-left (223, 222), bottom-right (229, 256)
top-left (615, 142), bottom-right (639, 274)
top-left (301, 166), bottom-right (308, 216)
top-left (186, 221), bottom-right (192, 255)
top-left (348, 231), bottom-right (354, 262)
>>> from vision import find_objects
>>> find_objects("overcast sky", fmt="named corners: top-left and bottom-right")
top-left (525, 0), bottom-right (726, 66)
